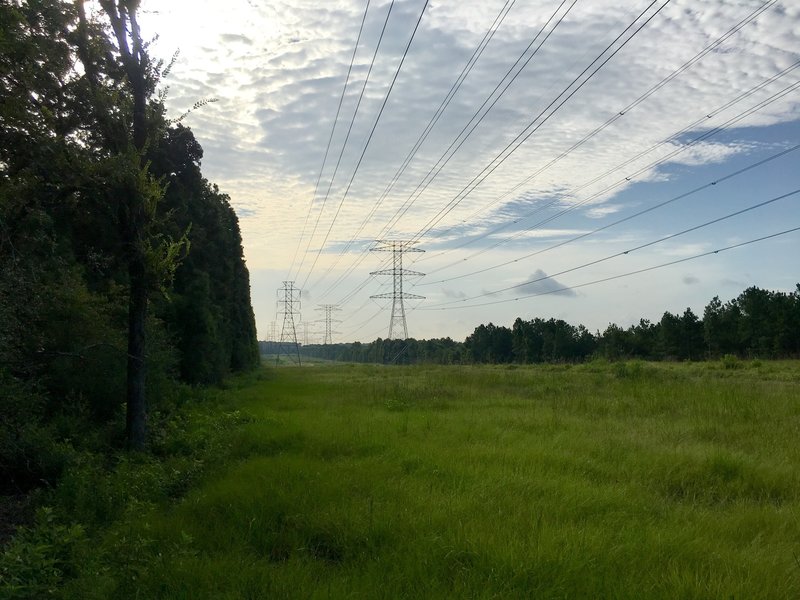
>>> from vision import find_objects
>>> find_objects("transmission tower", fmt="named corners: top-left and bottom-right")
top-left (370, 240), bottom-right (425, 339)
top-left (268, 321), bottom-right (277, 341)
top-left (316, 304), bottom-right (342, 345)
top-left (276, 281), bottom-right (302, 366)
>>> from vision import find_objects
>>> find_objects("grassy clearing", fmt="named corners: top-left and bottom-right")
top-left (36, 361), bottom-right (800, 597)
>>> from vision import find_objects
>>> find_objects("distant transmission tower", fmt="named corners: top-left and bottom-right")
top-left (370, 240), bottom-right (425, 339)
top-left (316, 304), bottom-right (342, 345)
top-left (276, 281), bottom-right (302, 366)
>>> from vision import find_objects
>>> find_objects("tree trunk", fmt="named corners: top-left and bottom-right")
top-left (126, 250), bottom-right (147, 450)
top-left (99, 0), bottom-right (150, 450)
top-left (125, 58), bottom-right (148, 451)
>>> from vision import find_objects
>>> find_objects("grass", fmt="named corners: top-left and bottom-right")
top-left (25, 360), bottom-right (800, 598)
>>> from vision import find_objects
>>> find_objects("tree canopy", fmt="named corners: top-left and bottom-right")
top-left (1, 0), bottom-right (258, 488)
top-left (297, 285), bottom-right (800, 366)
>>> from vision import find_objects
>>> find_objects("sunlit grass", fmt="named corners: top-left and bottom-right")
top-left (65, 360), bottom-right (800, 598)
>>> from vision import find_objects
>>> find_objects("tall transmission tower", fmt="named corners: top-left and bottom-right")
top-left (276, 281), bottom-right (302, 366)
top-left (370, 240), bottom-right (425, 339)
top-left (316, 304), bottom-right (342, 345)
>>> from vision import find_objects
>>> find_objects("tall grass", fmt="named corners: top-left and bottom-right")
top-left (47, 361), bottom-right (800, 597)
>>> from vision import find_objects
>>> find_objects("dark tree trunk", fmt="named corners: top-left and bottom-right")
top-left (124, 44), bottom-right (148, 451)
top-left (126, 251), bottom-right (147, 450)
top-left (99, 0), bottom-right (150, 450)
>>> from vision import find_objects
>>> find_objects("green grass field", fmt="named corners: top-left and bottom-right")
top-left (64, 360), bottom-right (800, 598)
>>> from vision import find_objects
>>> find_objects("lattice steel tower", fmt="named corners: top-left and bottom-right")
top-left (276, 281), bottom-right (302, 366)
top-left (370, 240), bottom-right (425, 339)
top-left (316, 304), bottom-right (342, 345)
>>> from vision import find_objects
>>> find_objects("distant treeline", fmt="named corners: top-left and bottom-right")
top-left (290, 285), bottom-right (800, 364)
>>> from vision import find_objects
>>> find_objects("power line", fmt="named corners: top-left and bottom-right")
top-left (340, 304), bottom-right (386, 339)
top-left (424, 187), bottom-right (800, 308)
top-left (286, 0), bottom-right (372, 281)
top-left (300, 0), bottom-right (431, 291)
top-left (293, 0), bottom-right (397, 282)
top-left (419, 142), bottom-right (800, 285)
top-left (312, 0), bottom-right (579, 302)
top-left (333, 252), bottom-right (393, 306)
top-left (347, 296), bottom-right (426, 342)
top-left (420, 226), bottom-right (800, 311)
top-left (417, 0), bottom-right (784, 261)
top-left (339, 142), bottom-right (799, 337)
top-left (381, 0), bottom-right (580, 239)
top-left (419, 75), bottom-right (800, 279)
top-left (318, 0), bottom-right (668, 306)
top-left (369, 240), bottom-right (425, 339)
top-left (406, 0), bottom-right (673, 243)
top-left (308, 0), bottom-right (520, 295)
top-left (319, 4), bottom-right (787, 308)
top-left (318, 0), bottom-right (671, 310)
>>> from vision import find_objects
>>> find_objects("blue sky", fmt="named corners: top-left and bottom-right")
top-left (139, 0), bottom-right (799, 342)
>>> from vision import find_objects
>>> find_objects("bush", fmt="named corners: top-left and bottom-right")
top-left (0, 507), bottom-right (86, 599)
top-left (613, 360), bottom-right (645, 379)
top-left (0, 373), bottom-right (75, 493)
top-left (721, 354), bottom-right (743, 370)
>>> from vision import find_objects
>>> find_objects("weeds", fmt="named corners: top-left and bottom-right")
top-left (4, 361), bottom-right (800, 598)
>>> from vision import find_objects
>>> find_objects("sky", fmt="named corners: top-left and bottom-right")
top-left (138, 0), bottom-right (800, 343)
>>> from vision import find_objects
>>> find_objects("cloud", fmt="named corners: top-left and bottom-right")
top-left (661, 243), bottom-right (711, 257)
top-left (441, 288), bottom-right (466, 299)
top-left (683, 275), bottom-right (700, 285)
top-left (219, 33), bottom-right (253, 45)
top-left (721, 277), bottom-right (746, 288)
top-left (514, 269), bottom-right (577, 298)
top-left (139, 0), bottom-right (800, 339)
top-left (486, 228), bottom-right (588, 240)
top-left (586, 204), bottom-right (624, 219)
top-left (236, 207), bottom-right (258, 218)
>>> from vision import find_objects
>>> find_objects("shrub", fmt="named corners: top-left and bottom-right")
top-left (721, 354), bottom-right (742, 370)
top-left (0, 508), bottom-right (86, 599)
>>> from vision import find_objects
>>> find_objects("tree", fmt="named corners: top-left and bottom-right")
top-left (75, 0), bottom-right (190, 449)
top-left (465, 323), bottom-right (512, 363)
top-left (599, 323), bottom-right (630, 360)
top-left (703, 295), bottom-right (741, 356)
top-left (1, 0), bottom-right (258, 491)
top-left (679, 307), bottom-right (704, 361)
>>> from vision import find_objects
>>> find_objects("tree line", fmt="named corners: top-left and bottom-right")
top-left (296, 285), bottom-right (800, 364)
top-left (1, 1), bottom-right (258, 492)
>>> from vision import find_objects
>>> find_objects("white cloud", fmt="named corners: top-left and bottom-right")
top-left (586, 204), bottom-right (625, 219)
top-left (139, 0), bottom-right (800, 340)
top-left (659, 242), bottom-right (712, 257)
top-left (486, 228), bottom-right (588, 240)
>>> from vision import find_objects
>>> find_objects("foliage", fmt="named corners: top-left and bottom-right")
top-left (18, 362), bottom-right (798, 598)
top-left (0, 377), bottom-right (254, 598)
top-left (0, 0), bottom-right (258, 513)
top-left (0, 508), bottom-right (86, 599)
top-left (297, 336), bottom-right (465, 365)
top-left (298, 285), bottom-right (800, 366)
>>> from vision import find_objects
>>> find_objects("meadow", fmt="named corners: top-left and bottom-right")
top-left (52, 360), bottom-right (800, 597)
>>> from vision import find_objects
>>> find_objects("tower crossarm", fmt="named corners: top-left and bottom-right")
top-left (370, 292), bottom-right (425, 300)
